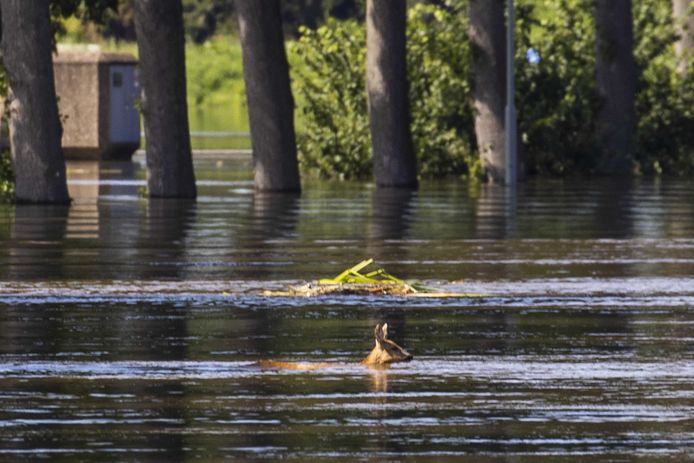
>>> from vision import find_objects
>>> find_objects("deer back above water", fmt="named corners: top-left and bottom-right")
top-left (256, 322), bottom-right (412, 370)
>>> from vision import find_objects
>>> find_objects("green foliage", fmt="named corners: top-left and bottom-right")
top-left (289, 19), bottom-right (370, 180)
top-left (50, 0), bottom-right (118, 42)
top-left (0, 57), bottom-right (7, 100)
top-left (515, 0), bottom-right (599, 175)
top-left (516, 0), bottom-right (694, 176)
top-left (291, 0), bottom-right (694, 179)
top-left (0, 149), bottom-right (14, 203)
top-left (182, 0), bottom-right (233, 44)
top-left (185, 37), bottom-right (246, 107)
top-left (289, 3), bottom-right (477, 180)
top-left (100, 0), bottom-right (136, 42)
top-left (407, 3), bottom-right (477, 178)
top-left (633, 0), bottom-right (694, 175)
top-left (50, 0), bottom-right (118, 22)
top-left (1, 0), bottom-right (693, 181)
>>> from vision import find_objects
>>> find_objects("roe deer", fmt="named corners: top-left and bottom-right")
top-left (256, 322), bottom-right (412, 370)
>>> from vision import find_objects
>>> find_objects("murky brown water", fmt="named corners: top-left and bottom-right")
top-left (0, 155), bottom-right (693, 461)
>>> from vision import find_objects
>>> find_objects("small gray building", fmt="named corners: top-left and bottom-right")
top-left (53, 50), bottom-right (140, 160)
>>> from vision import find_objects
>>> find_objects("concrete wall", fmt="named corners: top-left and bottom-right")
top-left (54, 61), bottom-right (101, 153)
top-left (53, 51), bottom-right (140, 160)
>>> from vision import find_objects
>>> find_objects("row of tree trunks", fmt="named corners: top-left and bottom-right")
top-left (3, 0), bottom-right (691, 204)
top-left (236, 0), bottom-right (417, 191)
top-left (0, 0), bottom-right (197, 202)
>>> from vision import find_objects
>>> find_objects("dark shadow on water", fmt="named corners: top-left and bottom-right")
top-left (593, 178), bottom-right (634, 239)
top-left (106, 198), bottom-right (194, 460)
top-left (368, 187), bottom-right (416, 242)
top-left (248, 192), bottom-right (301, 242)
top-left (1, 207), bottom-right (71, 358)
top-left (367, 187), bottom-right (416, 292)
top-left (139, 198), bottom-right (198, 279)
top-left (3, 204), bottom-right (70, 280)
top-left (233, 192), bottom-right (300, 279)
top-left (475, 183), bottom-right (515, 240)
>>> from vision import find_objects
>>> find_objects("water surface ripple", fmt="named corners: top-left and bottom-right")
top-left (0, 160), bottom-right (693, 461)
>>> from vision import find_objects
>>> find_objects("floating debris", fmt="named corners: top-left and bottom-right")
top-left (261, 258), bottom-right (484, 298)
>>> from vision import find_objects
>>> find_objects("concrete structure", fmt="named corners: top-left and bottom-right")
top-left (53, 50), bottom-right (140, 160)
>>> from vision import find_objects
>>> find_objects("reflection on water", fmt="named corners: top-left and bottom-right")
top-left (0, 156), bottom-right (693, 461)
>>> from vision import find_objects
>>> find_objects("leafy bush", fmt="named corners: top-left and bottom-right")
top-left (515, 0), bottom-right (599, 175)
top-left (0, 57), bottom-right (13, 202)
top-left (516, 0), bottom-right (694, 176)
top-left (633, 0), bottom-right (694, 175)
top-left (291, 0), bottom-right (694, 179)
top-left (289, 19), bottom-right (370, 180)
top-left (289, 3), bottom-right (477, 180)
top-left (185, 37), bottom-right (246, 108)
top-left (407, 4), bottom-right (477, 178)
top-left (0, 149), bottom-right (14, 202)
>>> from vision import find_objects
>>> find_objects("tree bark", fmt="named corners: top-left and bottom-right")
top-left (0, 0), bottom-right (70, 204)
top-left (673, 0), bottom-right (694, 75)
top-left (594, 0), bottom-right (636, 175)
top-left (469, 0), bottom-right (506, 183)
top-left (366, 0), bottom-right (417, 188)
top-left (235, 0), bottom-right (301, 192)
top-left (134, 0), bottom-right (197, 198)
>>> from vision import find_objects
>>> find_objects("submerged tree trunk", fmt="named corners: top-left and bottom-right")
top-left (594, 0), bottom-right (636, 175)
top-left (134, 0), bottom-right (197, 198)
top-left (366, 0), bottom-right (417, 188)
top-left (672, 0), bottom-right (694, 75)
top-left (0, 0), bottom-right (70, 203)
top-left (469, 0), bottom-right (506, 183)
top-left (235, 0), bottom-right (301, 192)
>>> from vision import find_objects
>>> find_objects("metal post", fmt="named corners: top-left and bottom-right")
top-left (505, 0), bottom-right (517, 187)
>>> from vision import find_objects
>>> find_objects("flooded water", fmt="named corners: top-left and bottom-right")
top-left (0, 155), bottom-right (693, 462)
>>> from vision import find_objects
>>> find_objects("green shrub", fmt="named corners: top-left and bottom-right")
top-left (289, 3), bottom-right (477, 180)
top-left (633, 0), bottom-right (694, 175)
top-left (407, 3), bottom-right (477, 178)
top-left (291, 0), bottom-right (694, 180)
top-left (515, 0), bottom-right (599, 175)
top-left (0, 149), bottom-right (14, 202)
top-left (0, 56), bottom-right (13, 202)
top-left (516, 0), bottom-right (694, 176)
top-left (185, 37), bottom-right (246, 108)
top-left (289, 19), bottom-right (371, 180)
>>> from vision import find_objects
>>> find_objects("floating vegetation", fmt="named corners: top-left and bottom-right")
top-left (262, 258), bottom-right (482, 298)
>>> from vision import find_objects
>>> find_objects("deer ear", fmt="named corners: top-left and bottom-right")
top-left (374, 323), bottom-right (383, 341)
top-left (381, 323), bottom-right (389, 340)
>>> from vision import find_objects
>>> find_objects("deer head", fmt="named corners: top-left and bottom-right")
top-left (361, 322), bottom-right (413, 365)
